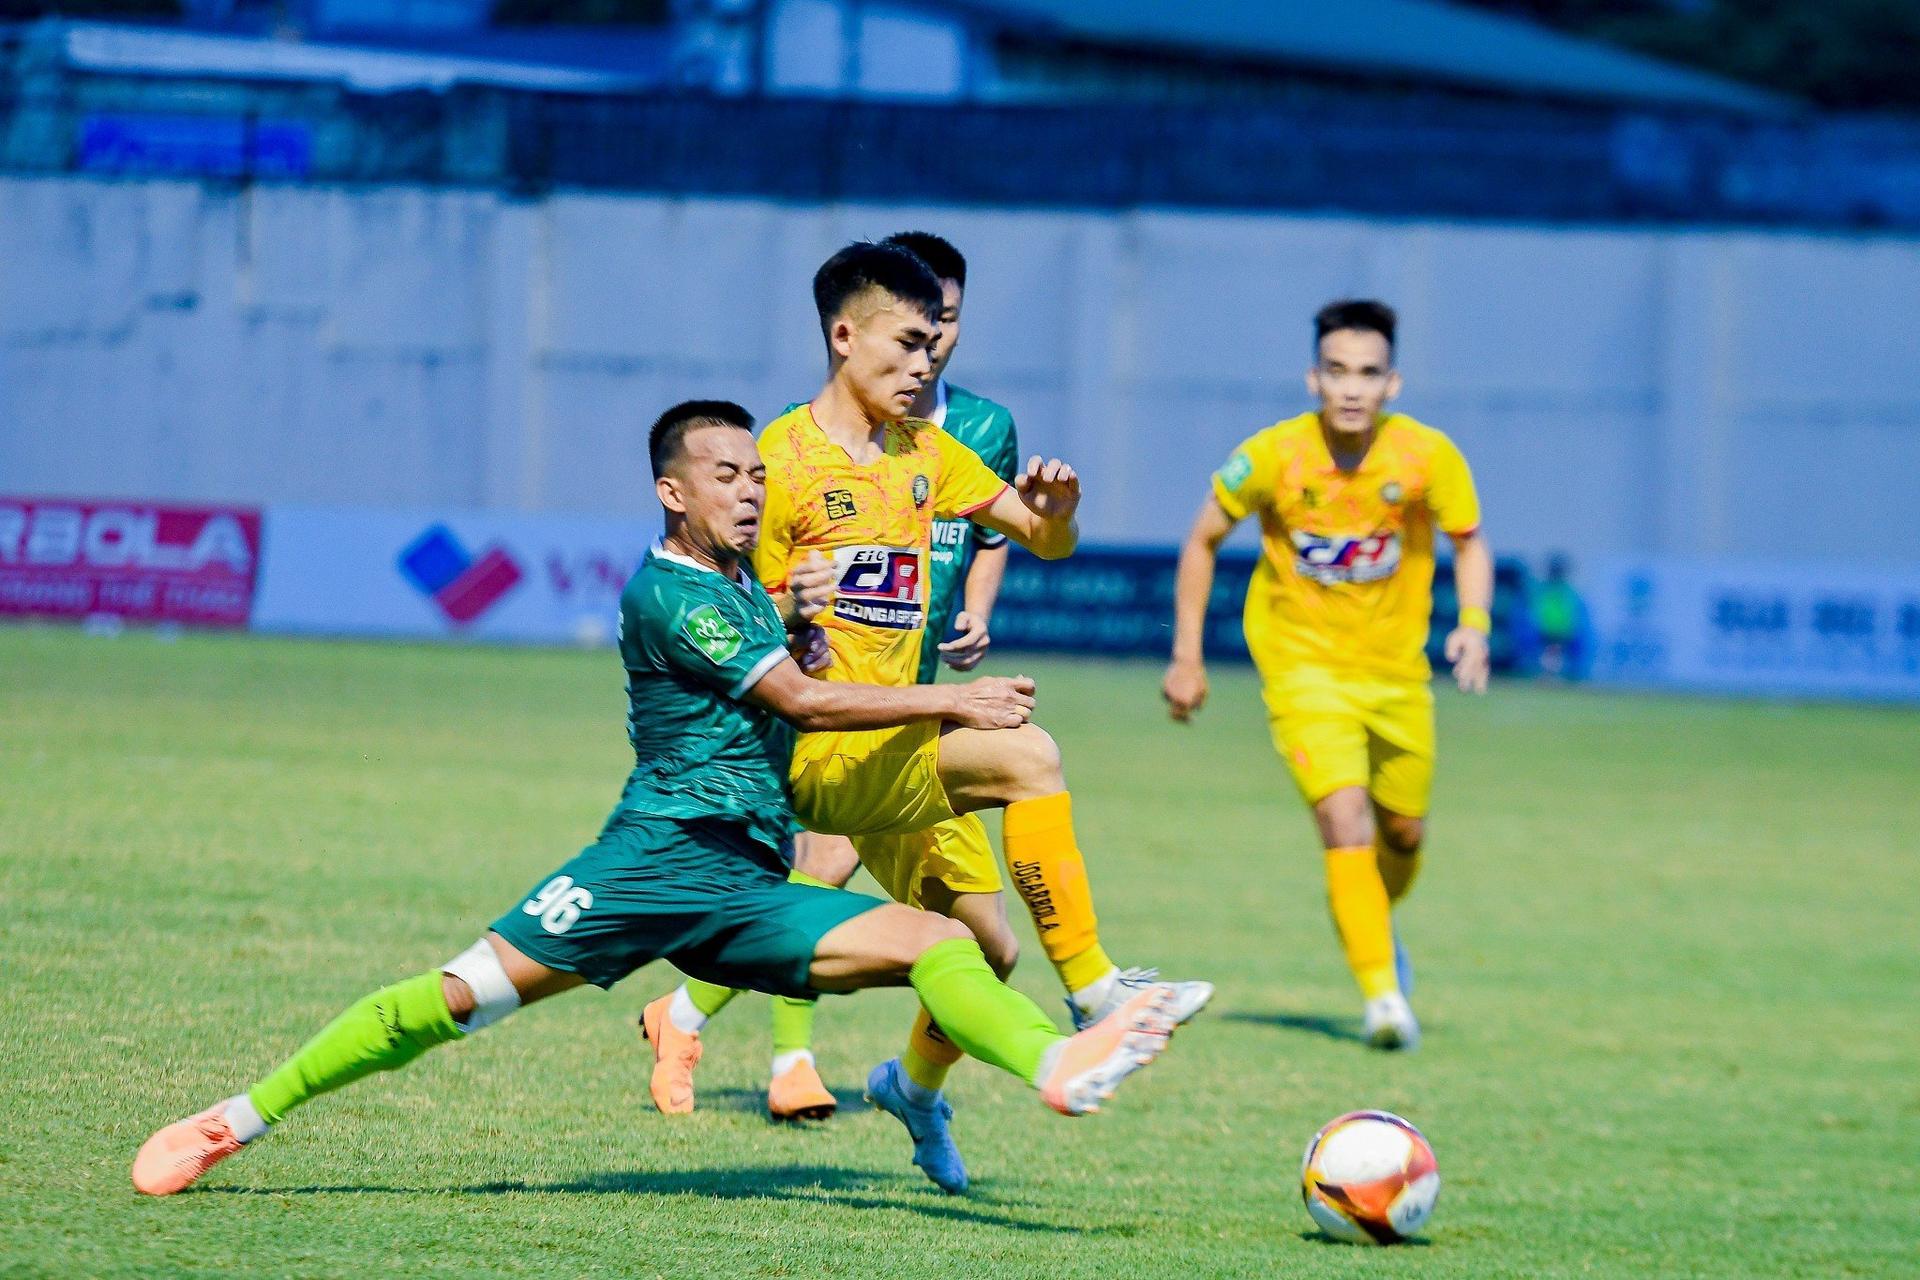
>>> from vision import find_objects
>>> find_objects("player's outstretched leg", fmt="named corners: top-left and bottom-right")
top-left (813, 906), bottom-right (1183, 1127)
top-left (936, 723), bottom-right (1215, 1030)
top-left (132, 935), bottom-right (561, 1195)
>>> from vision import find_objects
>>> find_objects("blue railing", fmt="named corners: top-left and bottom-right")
top-left (7, 79), bottom-right (1920, 228)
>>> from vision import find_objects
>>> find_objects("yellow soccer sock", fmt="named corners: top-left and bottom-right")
top-left (1003, 792), bottom-right (1113, 996)
top-left (1325, 844), bottom-right (1398, 1000)
top-left (1375, 840), bottom-right (1422, 904)
top-left (903, 1008), bottom-right (965, 1092)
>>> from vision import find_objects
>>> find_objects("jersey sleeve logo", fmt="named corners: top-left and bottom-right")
top-left (831, 545), bottom-right (924, 630)
top-left (1289, 530), bottom-right (1402, 585)
top-left (683, 603), bottom-right (745, 665)
top-left (824, 489), bottom-right (858, 521)
top-left (1216, 451), bottom-right (1254, 493)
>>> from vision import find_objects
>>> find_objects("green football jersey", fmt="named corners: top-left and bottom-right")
top-left (612, 544), bottom-right (796, 852)
top-left (920, 382), bottom-right (1020, 684)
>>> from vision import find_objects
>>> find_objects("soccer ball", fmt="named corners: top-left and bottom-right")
top-left (1300, 1110), bottom-right (1440, 1244)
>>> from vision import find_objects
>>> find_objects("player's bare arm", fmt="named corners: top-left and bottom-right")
top-left (1163, 496), bottom-right (1239, 721)
top-left (1444, 530), bottom-right (1493, 695)
top-left (748, 657), bottom-right (1035, 732)
top-left (973, 456), bottom-right (1080, 559)
top-left (939, 541), bottom-right (1008, 671)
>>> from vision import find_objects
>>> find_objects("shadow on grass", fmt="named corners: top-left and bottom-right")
top-left (695, 1086), bottom-right (870, 1117)
top-left (1222, 1009), bottom-right (1365, 1043)
top-left (1299, 1230), bottom-right (1432, 1248)
top-left (201, 1164), bottom-right (1077, 1232)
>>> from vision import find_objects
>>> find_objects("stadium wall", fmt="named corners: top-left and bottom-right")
top-left (4, 173), bottom-right (1919, 568)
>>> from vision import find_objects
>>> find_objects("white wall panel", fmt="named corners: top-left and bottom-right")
top-left (4, 174), bottom-right (1916, 566)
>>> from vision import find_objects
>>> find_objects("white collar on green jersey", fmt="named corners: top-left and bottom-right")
top-left (928, 379), bottom-right (948, 428)
top-left (649, 540), bottom-right (753, 590)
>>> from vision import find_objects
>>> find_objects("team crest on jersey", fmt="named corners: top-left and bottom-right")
top-left (824, 489), bottom-right (858, 521)
top-left (831, 545), bottom-right (925, 630)
top-left (1216, 451), bottom-right (1254, 493)
top-left (682, 604), bottom-right (744, 665)
top-left (912, 475), bottom-right (930, 508)
top-left (1289, 529), bottom-right (1403, 586)
top-left (1382, 481), bottom-right (1405, 504)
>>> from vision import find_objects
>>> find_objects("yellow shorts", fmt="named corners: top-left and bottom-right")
top-left (789, 722), bottom-right (960, 839)
top-left (853, 813), bottom-right (1001, 908)
top-left (1258, 665), bottom-right (1435, 817)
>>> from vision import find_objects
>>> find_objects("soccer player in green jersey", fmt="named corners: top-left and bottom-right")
top-left (130, 400), bottom-right (1187, 1198)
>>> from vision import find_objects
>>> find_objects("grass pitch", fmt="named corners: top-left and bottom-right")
top-left (2, 624), bottom-right (1916, 1278)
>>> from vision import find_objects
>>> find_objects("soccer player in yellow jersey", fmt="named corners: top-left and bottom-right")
top-left (1162, 299), bottom-right (1492, 1052)
top-left (644, 242), bottom-right (1210, 1194)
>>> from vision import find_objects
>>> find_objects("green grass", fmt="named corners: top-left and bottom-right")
top-left (2, 624), bottom-right (1916, 1278)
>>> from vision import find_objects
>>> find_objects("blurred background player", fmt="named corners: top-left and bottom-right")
top-left (130, 401), bottom-right (1187, 1197)
top-left (644, 242), bottom-right (1209, 1194)
top-left (653, 232), bottom-right (1026, 1126)
top-left (1160, 300), bottom-right (1492, 1052)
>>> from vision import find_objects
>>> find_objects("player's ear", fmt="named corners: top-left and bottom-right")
top-left (657, 474), bottom-right (689, 514)
top-left (1384, 369), bottom-right (1403, 403)
top-left (830, 316), bottom-right (857, 361)
top-left (1305, 365), bottom-right (1322, 399)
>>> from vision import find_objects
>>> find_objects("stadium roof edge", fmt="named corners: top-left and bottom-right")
top-left (930, 0), bottom-right (1799, 117)
top-left (5, 18), bottom-right (665, 95)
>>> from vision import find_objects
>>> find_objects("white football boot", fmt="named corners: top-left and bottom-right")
top-left (1363, 991), bottom-right (1421, 1051)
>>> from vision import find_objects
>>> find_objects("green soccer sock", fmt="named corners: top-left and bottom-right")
top-left (770, 994), bottom-right (818, 1057)
top-left (767, 865), bottom-right (837, 1059)
top-left (682, 979), bottom-right (740, 1020)
top-left (247, 971), bottom-right (462, 1125)
top-left (908, 938), bottom-right (1064, 1088)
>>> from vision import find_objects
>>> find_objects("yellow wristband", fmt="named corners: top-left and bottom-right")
top-left (1458, 606), bottom-right (1491, 634)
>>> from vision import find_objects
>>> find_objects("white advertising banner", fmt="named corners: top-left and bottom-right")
top-left (1583, 556), bottom-right (1920, 701)
top-left (254, 506), bottom-right (660, 644)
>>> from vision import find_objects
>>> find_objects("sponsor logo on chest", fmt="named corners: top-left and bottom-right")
top-left (1288, 529), bottom-right (1402, 586)
top-left (830, 545), bottom-right (925, 630)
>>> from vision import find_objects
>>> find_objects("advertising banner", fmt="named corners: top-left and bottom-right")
top-left (1583, 556), bottom-right (1920, 700)
top-left (252, 506), bottom-right (660, 645)
top-left (0, 497), bottom-right (262, 627)
top-left (989, 547), bottom-right (1539, 671)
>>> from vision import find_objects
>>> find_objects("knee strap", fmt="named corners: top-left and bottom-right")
top-left (442, 938), bottom-right (522, 1033)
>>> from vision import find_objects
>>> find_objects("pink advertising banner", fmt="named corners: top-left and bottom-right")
top-left (0, 497), bottom-right (263, 627)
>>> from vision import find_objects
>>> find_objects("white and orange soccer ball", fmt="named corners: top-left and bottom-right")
top-left (1299, 1110), bottom-right (1440, 1245)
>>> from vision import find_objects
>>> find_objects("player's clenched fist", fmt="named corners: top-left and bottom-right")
top-left (1161, 657), bottom-right (1209, 721)
top-left (1014, 456), bottom-right (1081, 521)
top-left (788, 550), bottom-right (836, 622)
top-left (949, 674), bottom-right (1037, 729)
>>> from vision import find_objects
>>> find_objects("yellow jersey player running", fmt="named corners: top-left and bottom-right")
top-left (643, 241), bottom-right (1211, 1194)
top-left (1161, 299), bottom-right (1492, 1052)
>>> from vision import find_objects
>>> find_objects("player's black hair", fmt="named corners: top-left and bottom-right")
top-left (812, 241), bottom-right (944, 338)
top-left (649, 399), bottom-right (754, 479)
top-left (1314, 299), bottom-right (1397, 359)
top-left (883, 231), bottom-right (967, 289)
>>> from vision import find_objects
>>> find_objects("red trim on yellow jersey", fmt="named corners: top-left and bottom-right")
top-left (1445, 524), bottom-right (1480, 539)
top-left (954, 484), bottom-right (1009, 518)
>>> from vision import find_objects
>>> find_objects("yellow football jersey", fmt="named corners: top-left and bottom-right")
top-left (1212, 412), bottom-right (1481, 683)
top-left (756, 403), bottom-right (1009, 689)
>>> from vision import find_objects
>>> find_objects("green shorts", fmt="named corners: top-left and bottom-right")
top-left (489, 813), bottom-right (886, 996)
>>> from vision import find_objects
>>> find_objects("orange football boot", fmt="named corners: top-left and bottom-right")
top-left (131, 1103), bottom-right (247, 1196)
top-left (767, 1056), bottom-right (837, 1122)
top-left (1039, 985), bottom-right (1178, 1117)
top-left (640, 994), bottom-right (703, 1114)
